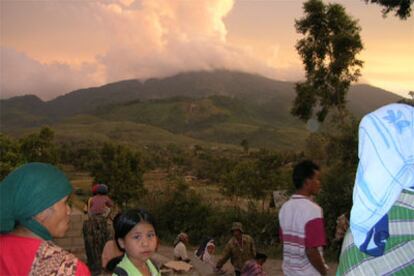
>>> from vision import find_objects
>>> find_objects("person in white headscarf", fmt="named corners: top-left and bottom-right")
top-left (195, 238), bottom-right (225, 274)
top-left (174, 232), bottom-right (190, 262)
top-left (337, 103), bottom-right (414, 275)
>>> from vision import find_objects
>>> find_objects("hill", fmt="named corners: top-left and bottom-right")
top-left (0, 70), bottom-right (402, 149)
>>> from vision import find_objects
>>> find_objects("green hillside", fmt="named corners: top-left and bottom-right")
top-left (0, 70), bottom-right (403, 150)
top-left (10, 114), bottom-right (216, 148)
top-left (90, 95), bottom-right (307, 149)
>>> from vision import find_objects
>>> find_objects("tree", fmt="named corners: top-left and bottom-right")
top-left (221, 161), bottom-right (259, 207)
top-left (0, 134), bottom-right (22, 179)
top-left (91, 143), bottom-right (145, 208)
top-left (240, 139), bottom-right (249, 154)
top-left (19, 127), bottom-right (58, 164)
top-left (292, 0), bottom-right (363, 122)
top-left (364, 0), bottom-right (413, 19)
top-left (313, 115), bottom-right (359, 253)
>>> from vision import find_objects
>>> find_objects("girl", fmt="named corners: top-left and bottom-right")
top-left (111, 209), bottom-right (160, 276)
top-left (195, 238), bottom-right (225, 274)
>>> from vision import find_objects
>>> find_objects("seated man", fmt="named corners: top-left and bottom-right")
top-left (174, 232), bottom-right (190, 262)
top-left (337, 103), bottom-right (414, 275)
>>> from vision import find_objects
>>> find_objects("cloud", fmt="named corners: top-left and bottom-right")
top-left (0, 48), bottom-right (100, 100)
top-left (0, 0), bottom-right (283, 100)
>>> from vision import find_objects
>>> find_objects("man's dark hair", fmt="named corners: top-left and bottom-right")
top-left (292, 160), bottom-right (320, 189)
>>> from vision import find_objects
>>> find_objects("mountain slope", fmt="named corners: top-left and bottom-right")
top-left (0, 70), bottom-right (403, 149)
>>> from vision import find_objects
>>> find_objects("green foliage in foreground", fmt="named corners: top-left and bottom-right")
top-left (141, 176), bottom-right (280, 255)
top-left (304, 115), bottom-right (359, 257)
top-left (90, 143), bottom-right (146, 208)
top-left (0, 119), bottom-right (361, 258)
top-left (0, 127), bottom-right (58, 178)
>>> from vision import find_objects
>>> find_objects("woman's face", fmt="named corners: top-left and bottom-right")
top-left (118, 222), bottom-right (158, 267)
top-left (181, 234), bottom-right (189, 243)
top-left (207, 244), bottom-right (215, 254)
top-left (37, 196), bottom-right (71, 238)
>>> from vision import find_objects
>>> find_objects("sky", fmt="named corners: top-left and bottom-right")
top-left (1, 0), bottom-right (413, 100)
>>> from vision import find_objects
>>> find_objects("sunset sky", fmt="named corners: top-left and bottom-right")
top-left (1, 0), bottom-right (413, 100)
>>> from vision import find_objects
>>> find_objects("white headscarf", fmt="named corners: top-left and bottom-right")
top-left (351, 103), bottom-right (414, 255)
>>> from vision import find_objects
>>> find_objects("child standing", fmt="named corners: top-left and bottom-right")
top-left (111, 209), bottom-right (160, 276)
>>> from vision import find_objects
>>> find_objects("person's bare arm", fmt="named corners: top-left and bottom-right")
top-left (216, 243), bottom-right (231, 269)
top-left (305, 247), bottom-right (327, 275)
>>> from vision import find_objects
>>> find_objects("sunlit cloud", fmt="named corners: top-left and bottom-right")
top-left (1, 0), bottom-right (283, 100)
top-left (1, 0), bottom-right (413, 100)
top-left (0, 48), bottom-right (100, 100)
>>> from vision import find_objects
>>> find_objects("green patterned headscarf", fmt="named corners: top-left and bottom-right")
top-left (0, 162), bottom-right (72, 240)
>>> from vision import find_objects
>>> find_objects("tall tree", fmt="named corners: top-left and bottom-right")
top-left (292, 0), bottom-right (363, 122)
top-left (19, 127), bottom-right (58, 164)
top-left (364, 0), bottom-right (413, 19)
top-left (0, 134), bottom-right (22, 179)
top-left (91, 143), bottom-right (145, 208)
top-left (240, 139), bottom-right (249, 154)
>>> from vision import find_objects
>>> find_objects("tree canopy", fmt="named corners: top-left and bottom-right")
top-left (364, 0), bottom-right (413, 19)
top-left (91, 143), bottom-right (145, 208)
top-left (292, 0), bottom-right (364, 122)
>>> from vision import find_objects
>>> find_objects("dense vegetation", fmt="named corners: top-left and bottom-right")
top-left (1, 71), bottom-right (401, 151)
top-left (0, 117), bottom-right (359, 258)
top-left (1, 64), bottom-right (410, 259)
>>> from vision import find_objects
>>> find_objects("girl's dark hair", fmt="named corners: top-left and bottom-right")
top-left (106, 255), bottom-right (123, 272)
top-left (114, 208), bottom-right (157, 252)
top-left (106, 209), bottom-right (157, 272)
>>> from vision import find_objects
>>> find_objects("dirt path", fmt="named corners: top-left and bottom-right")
top-left (155, 245), bottom-right (337, 275)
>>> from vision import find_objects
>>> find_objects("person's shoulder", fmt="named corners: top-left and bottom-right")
top-left (0, 234), bottom-right (42, 252)
top-left (1, 234), bottom-right (42, 243)
top-left (289, 196), bottom-right (321, 211)
top-left (226, 237), bottom-right (236, 246)
top-left (76, 260), bottom-right (91, 276)
top-left (30, 241), bottom-right (90, 275)
top-left (43, 241), bottom-right (79, 261)
top-left (243, 234), bottom-right (254, 241)
top-left (279, 197), bottom-right (296, 215)
top-left (147, 258), bottom-right (160, 273)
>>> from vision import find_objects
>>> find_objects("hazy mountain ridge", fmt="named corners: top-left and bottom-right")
top-left (0, 70), bottom-right (402, 149)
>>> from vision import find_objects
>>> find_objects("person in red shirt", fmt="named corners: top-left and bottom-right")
top-left (0, 163), bottom-right (90, 276)
top-left (89, 184), bottom-right (113, 216)
top-left (83, 183), bottom-right (114, 274)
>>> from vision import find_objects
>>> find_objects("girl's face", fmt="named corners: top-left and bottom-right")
top-left (118, 222), bottom-right (157, 266)
top-left (207, 244), bottom-right (215, 254)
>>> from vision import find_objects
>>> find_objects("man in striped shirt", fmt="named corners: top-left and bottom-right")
top-left (279, 160), bottom-right (328, 276)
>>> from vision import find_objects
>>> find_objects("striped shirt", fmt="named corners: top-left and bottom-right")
top-left (337, 190), bottom-right (414, 276)
top-left (279, 195), bottom-right (327, 276)
top-left (241, 259), bottom-right (266, 276)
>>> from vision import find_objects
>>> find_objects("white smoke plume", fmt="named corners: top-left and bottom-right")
top-left (1, 0), bottom-right (281, 100)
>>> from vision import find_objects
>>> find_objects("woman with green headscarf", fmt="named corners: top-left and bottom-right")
top-left (0, 162), bottom-right (91, 275)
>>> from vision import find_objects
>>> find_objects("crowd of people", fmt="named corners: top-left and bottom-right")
top-left (1, 103), bottom-right (413, 276)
